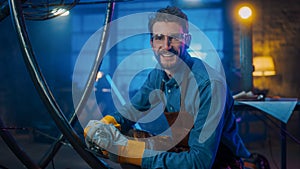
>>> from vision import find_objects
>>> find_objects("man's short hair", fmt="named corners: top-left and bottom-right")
top-left (148, 6), bottom-right (189, 34)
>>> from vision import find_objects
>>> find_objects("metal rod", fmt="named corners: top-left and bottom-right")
top-left (38, 136), bottom-right (64, 168)
top-left (39, 1), bottom-right (115, 168)
top-left (8, 0), bottom-right (108, 168)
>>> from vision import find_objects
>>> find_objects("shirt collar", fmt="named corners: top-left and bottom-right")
top-left (156, 56), bottom-right (192, 87)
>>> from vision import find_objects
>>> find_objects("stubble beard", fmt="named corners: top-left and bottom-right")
top-left (155, 49), bottom-right (182, 73)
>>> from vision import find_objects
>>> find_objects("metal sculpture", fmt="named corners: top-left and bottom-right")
top-left (0, 0), bottom-right (125, 168)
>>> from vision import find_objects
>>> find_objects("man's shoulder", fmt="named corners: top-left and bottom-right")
top-left (189, 57), bottom-right (227, 87)
top-left (188, 58), bottom-right (211, 80)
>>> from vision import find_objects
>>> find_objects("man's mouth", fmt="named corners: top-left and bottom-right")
top-left (159, 48), bottom-right (178, 57)
top-left (160, 52), bottom-right (175, 57)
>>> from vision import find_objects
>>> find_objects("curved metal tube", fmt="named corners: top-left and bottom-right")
top-left (75, 0), bottom-right (115, 120)
top-left (38, 1), bottom-right (115, 168)
top-left (8, 0), bottom-right (109, 168)
top-left (0, 117), bottom-right (40, 169)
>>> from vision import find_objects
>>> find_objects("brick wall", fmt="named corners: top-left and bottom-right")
top-left (231, 0), bottom-right (300, 98)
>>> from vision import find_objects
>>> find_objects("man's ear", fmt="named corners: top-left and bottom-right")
top-left (185, 34), bottom-right (191, 49)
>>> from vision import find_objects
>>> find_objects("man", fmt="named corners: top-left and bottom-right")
top-left (84, 6), bottom-right (250, 169)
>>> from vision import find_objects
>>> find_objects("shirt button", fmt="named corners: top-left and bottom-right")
top-left (167, 89), bottom-right (171, 93)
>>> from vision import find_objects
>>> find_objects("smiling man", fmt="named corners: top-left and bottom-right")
top-left (84, 6), bottom-right (250, 169)
top-left (149, 10), bottom-right (190, 75)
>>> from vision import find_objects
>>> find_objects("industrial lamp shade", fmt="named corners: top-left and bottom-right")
top-left (253, 56), bottom-right (276, 76)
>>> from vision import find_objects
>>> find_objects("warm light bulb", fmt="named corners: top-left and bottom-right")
top-left (238, 6), bottom-right (252, 19)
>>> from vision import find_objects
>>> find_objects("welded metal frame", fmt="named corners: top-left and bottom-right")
top-left (0, 0), bottom-right (116, 168)
top-left (39, 0), bottom-right (115, 167)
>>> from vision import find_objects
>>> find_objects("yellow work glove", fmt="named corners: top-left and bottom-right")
top-left (84, 120), bottom-right (145, 166)
top-left (84, 115), bottom-right (120, 138)
top-left (109, 140), bottom-right (145, 166)
top-left (100, 115), bottom-right (121, 130)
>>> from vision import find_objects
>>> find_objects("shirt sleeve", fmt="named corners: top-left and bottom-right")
top-left (111, 69), bottom-right (162, 133)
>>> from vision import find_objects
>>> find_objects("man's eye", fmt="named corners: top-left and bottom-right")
top-left (154, 34), bottom-right (164, 40)
top-left (171, 34), bottom-right (183, 40)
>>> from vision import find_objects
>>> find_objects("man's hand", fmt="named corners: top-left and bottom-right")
top-left (100, 115), bottom-right (121, 130)
top-left (84, 120), bottom-right (145, 166)
top-left (84, 115), bottom-right (120, 138)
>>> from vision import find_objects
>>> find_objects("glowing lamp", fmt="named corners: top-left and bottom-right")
top-left (238, 6), bottom-right (252, 20)
top-left (253, 56), bottom-right (276, 76)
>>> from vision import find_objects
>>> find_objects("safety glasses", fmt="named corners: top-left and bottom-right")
top-left (151, 33), bottom-right (189, 44)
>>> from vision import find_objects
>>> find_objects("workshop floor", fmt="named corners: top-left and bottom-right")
top-left (0, 112), bottom-right (299, 169)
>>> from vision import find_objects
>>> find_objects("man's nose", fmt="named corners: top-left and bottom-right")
top-left (162, 36), bottom-right (172, 50)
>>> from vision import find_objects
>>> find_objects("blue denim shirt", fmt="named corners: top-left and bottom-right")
top-left (113, 53), bottom-right (250, 169)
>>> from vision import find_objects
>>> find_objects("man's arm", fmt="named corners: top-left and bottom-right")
top-left (101, 69), bottom-right (163, 133)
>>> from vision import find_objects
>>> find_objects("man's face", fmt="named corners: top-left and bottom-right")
top-left (150, 22), bottom-right (188, 73)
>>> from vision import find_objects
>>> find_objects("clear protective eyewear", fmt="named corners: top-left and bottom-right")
top-left (151, 33), bottom-right (189, 44)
